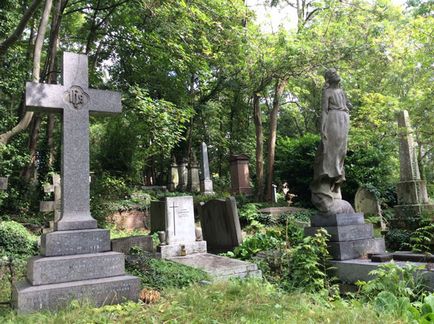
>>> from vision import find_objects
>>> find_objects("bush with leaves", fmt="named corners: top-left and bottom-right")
top-left (407, 222), bottom-right (434, 253)
top-left (288, 228), bottom-right (336, 295)
top-left (0, 221), bottom-right (38, 259)
top-left (356, 262), bottom-right (427, 303)
top-left (125, 249), bottom-right (209, 290)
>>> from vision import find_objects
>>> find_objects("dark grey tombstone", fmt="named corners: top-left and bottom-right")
top-left (199, 197), bottom-right (242, 253)
top-left (150, 200), bottom-right (166, 233)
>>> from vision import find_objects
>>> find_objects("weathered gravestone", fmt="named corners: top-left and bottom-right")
top-left (229, 154), bottom-right (253, 195)
top-left (187, 153), bottom-right (200, 192)
top-left (168, 156), bottom-right (179, 192)
top-left (177, 159), bottom-right (188, 191)
top-left (111, 235), bottom-right (153, 255)
top-left (354, 187), bottom-right (381, 217)
top-left (200, 142), bottom-right (214, 194)
top-left (393, 110), bottom-right (434, 229)
top-left (0, 176), bottom-right (8, 190)
top-left (13, 52), bottom-right (139, 314)
top-left (199, 197), bottom-right (242, 253)
top-left (157, 196), bottom-right (207, 258)
top-left (150, 199), bottom-right (166, 233)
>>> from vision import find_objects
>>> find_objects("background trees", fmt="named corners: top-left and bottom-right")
top-left (0, 0), bottom-right (432, 215)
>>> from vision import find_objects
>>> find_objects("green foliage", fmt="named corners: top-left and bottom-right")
top-left (225, 231), bottom-right (284, 260)
top-left (288, 228), bottom-right (335, 294)
top-left (0, 221), bottom-right (37, 259)
top-left (126, 250), bottom-right (209, 290)
top-left (408, 223), bottom-right (434, 253)
top-left (275, 134), bottom-right (320, 205)
top-left (0, 280), bottom-right (402, 323)
top-left (356, 262), bottom-right (427, 303)
top-left (385, 228), bottom-right (412, 251)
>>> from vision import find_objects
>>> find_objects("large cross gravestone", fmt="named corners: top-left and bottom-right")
top-left (13, 52), bottom-right (139, 313)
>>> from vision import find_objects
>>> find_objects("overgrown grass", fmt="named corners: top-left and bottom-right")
top-left (0, 280), bottom-right (403, 323)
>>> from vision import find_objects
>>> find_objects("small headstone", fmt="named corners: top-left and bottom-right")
top-left (200, 142), bottom-right (214, 194)
top-left (0, 177), bottom-right (8, 190)
top-left (354, 187), bottom-right (381, 216)
top-left (271, 184), bottom-right (278, 203)
top-left (199, 197), bottom-right (242, 253)
top-left (157, 196), bottom-right (207, 258)
top-left (229, 154), bottom-right (252, 195)
top-left (150, 200), bottom-right (166, 233)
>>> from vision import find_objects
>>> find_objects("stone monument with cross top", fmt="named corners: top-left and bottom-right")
top-left (13, 52), bottom-right (139, 313)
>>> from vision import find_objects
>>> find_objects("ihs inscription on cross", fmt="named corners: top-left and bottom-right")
top-left (26, 52), bottom-right (121, 231)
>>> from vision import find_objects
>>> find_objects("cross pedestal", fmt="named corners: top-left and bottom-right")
top-left (13, 52), bottom-right (139, 313)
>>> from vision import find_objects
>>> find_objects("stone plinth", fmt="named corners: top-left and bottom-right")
top-left (13, 275), bottom-right (139, 314)
top-left (306, 212), bottom-right (385, 260)
top-left (229, 154), bottom-right (252, 195)
top-left (158, 240), bottom-right (207, 258)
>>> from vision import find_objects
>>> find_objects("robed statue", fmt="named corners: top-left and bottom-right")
top-left (310, 68), bottom-right (355, 214)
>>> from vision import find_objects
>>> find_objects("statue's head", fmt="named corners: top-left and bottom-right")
top-left (324, 68), bottom-right (341, 84)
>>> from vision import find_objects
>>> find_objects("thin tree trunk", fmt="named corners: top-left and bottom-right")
top-left (253, 93), bottom-right (264, 201)
top-left (45, 0), bottom-right (67, 168)
top-left (0, 0), bottom-right (43, 56)
top-left (0, 0), bottom-right (53, 146)
top-left (22, 0), bottom-right (54, 180)
top-left (266, 78), bottom-right (286, 201)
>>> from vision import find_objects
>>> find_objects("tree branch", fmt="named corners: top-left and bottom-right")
top-left (0, 0), bottom-right (44, 56)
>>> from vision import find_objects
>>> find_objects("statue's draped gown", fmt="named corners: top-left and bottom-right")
top-left (311, 86), bottom-right (351, 212)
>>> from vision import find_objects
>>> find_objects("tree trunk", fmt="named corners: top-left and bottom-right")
top-left (45, 0), bottom-right (67, 168)
top-left (0, 0), bottom-right (53, 146)
top-left (253, 92), bottom-right (264, 201)
top-left (265, 78), bottom-right (287, 201)
top-left (0, 0), bottom-right (43, 56)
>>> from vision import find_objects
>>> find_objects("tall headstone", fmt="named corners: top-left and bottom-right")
top-left (177, 159), bottom-right (188, 191)
top-left (200, 142), bottom-right (214, 194)
top-left (229, 154), bottom-right (252, 195)
top-left (168, 156), bottom-right (178, 192)
top-left (393, 110), bottom-right (434, 229)
top-left (354, 187), bottom-right (381, 217)
top-left (187, 153), bottom-right (200, 192)
top-left (199, 197), bottom-right (242, 253)
top-left (157, 196), bottom-right (207, 258)
top-left (13, 52), bottom-right (139, 314)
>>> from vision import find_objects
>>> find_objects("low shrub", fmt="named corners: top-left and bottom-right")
top-left (125, 250), bottom-right (209, 289)
top-left (0, 221), bottom-right (38, 259)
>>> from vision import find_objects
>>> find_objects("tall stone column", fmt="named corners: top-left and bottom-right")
top-left (393, 110), bottom-right (434, 229)
top-left (200, 142), bottom-right (214, 194)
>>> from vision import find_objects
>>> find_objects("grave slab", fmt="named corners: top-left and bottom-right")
top-left (304, 224), bottom-right (373, 242)
top-left (168, 253), bottom-right (262, 280)
top-left (13, 275), bottom-right (140, 314)
top-left (40, 229), bottom-right (111, 256)
top-left (27, 252), bottom-right (125, 285)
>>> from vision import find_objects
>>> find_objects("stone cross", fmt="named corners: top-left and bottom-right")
top-left (26, 52), bottom-right (121, 231)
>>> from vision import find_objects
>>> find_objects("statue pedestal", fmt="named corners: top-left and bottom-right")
top-left (305, 213), bottom-right (385, 260)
